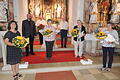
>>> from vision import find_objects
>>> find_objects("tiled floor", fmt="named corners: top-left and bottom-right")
top-left (0, 67), bottom-right (120, 80)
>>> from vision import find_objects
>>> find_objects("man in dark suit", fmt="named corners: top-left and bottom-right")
top-left (22, 14), bottom-right (36, 56)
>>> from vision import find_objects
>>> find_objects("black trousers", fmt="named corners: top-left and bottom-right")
top-left (38, 32), bottom-right (43, 45)
top-left (60, 29), bottom-right (68, 48)
top-left (45, 41), bottom-right (54, 58)
top-left (25, 34), bottom-right (34, 55)
top-left (102, 47), bottom-right (115, 68)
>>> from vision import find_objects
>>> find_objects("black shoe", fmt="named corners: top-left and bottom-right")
top-left (30, 52), bottom-right (35, 55)
top-left (16, 73), bottom-right (22, 77)
top-left (13, 74), bottom-right (18, 80)
top-left (26, 53), bottom-right (29, 56)
top-left (64, 46), bottom-right (66, 48)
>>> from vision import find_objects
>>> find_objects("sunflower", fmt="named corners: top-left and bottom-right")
top-left (42, 29), bottom-right (53, 36)
top-left (16, 36), bottom-right (24, 40)
top-left (71, 29), bottom-right (79, 37)
top-left (96, 32), bottom-right (107, 39)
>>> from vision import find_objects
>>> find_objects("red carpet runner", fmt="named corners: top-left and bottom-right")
top-left (36, 71), bottom-right (77, 80)
top-left (33, 39), bottom-right (71, 45)
top-left (22, 51), bottom-right (85, 64)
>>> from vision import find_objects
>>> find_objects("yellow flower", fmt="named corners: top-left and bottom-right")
top-left (20, 40), bottom-right (25, 44)
top-left (12, 36), bottom-right (29, 48)
top-left (16, 36), bottom-right (24, 40)
top-left (71, 29), bottom-right (79, 33)
top-left (71, 29), bottom-right (79, 37)
top-left (46, 29), bottom-right (51, 32)
top-left (96, 32), bottom-right (107, 39)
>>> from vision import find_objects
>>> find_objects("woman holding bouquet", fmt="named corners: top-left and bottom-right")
top-left (39, 19), bottom-right (59, 60)
top-left (73, 20), bottom-right (86, 58)
top-left (101, 24), bottom-right (119, 71)
top-left (4, 21), bottom-right (22, 80)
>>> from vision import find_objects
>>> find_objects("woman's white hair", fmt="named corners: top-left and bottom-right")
top-left (107, 24), bottom-right (112, 27)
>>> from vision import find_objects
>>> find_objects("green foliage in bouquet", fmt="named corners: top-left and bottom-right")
top-left (42, 29), bottom-right (53, 36)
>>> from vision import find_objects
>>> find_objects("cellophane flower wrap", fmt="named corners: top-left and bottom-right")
top-left (71, 29), bottom-right (79, 37)
top-left (42, 29), bottom-right (53, 36)
top-left (12, 36), bottom-right (29, 48)
top-left (96, 32), bottom-right (107, 39)
top-left (112, 25), bottom-right (120, 37)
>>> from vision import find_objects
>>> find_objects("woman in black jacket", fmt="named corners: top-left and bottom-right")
top-left (73, 20), bottom-right (86, 58)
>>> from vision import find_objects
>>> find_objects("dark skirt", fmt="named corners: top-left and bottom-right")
top-left (7, 46), bottom-right (22, 65)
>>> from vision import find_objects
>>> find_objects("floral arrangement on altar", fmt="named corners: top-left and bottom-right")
top-left (96, 32), bottom-right (107, 39)
top-left (71, 29), bottom-right (79, 37)
top-left (42, 29), bottom-right (53, 36)
top-left (36, 24), bottom-right (44, 30)
top-left (12, 36), bottom-right (29, 48)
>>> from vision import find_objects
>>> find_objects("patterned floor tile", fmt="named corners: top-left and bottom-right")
top-left (88, 69), bottom-right (101, 74)
top-left (103, 73), bottom-right (119, 80)
top-left (78, 69), bottom-right (91, 75)
top-left (83, 74), bottom-right (97, 80)
top-left (93, 73), bottom-right (108, 80)
top-left (23, 74), bottom-right (35, 80)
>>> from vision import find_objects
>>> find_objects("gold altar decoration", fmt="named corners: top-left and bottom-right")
top-left (28, 0), bottom-right (68, 21)
top-left (84, 0), bottom-right (120, 24)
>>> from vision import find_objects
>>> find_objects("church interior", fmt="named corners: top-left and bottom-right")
top-left (0, 0), bottom-right (120, 80)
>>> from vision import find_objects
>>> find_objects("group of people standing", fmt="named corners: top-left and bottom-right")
top-left (3, 13), bottom-right (119, 80)
top-left (3, 13), bottom-right (69, 80)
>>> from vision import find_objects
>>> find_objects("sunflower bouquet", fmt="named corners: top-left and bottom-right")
top-left (71, 29), bottom-right (79, 37)
top-left (42, 29), bottom-right (53, 36)
top-left (12, 36), bottom-right (29, 48)
top-left (96, 32), bottom-right (107, 40)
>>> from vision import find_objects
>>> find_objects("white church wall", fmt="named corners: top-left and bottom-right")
top-left (69, 0), bottom-right (85, 31)
top-left (13, 0), bottom-right (28, 33)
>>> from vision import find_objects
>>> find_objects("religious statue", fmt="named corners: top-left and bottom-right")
top-left (0, 1), bottom-right (8, 22)
top-left (110, 1), bottom-right (119, 23)
top-left (35, 3), bottom-right (41, 17)
top-left (29, 1), bottom-right (35, 15)
top-left (100, 0), bottom-right (110, 23)
top-left (54, 4), bottom-right (62, 18)
top-left (89, 0), bottom-right (98, 24)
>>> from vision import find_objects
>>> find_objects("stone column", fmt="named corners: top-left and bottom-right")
top-left (76, 0), bottom-right (85, 22)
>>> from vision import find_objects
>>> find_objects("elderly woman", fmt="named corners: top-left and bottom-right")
top-left (73, 20), bottom-right (86, 58)
top-left (101, 24), bottom-right (119, 71)
top-left (39, 19), bottom-right (59, 60)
